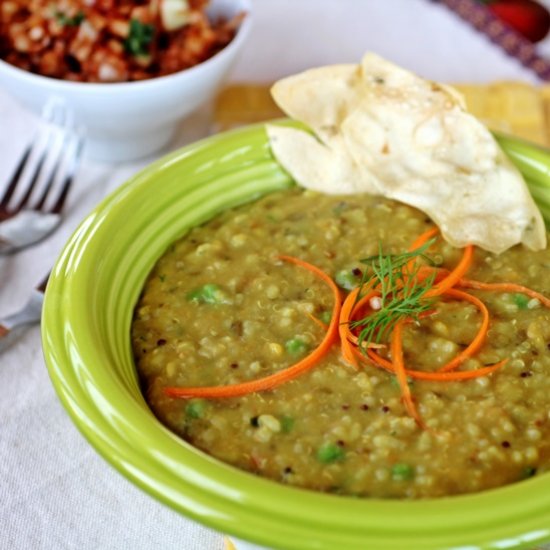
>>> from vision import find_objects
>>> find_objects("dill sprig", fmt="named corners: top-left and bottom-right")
top-left (351, 240), bottom-right (437, 346)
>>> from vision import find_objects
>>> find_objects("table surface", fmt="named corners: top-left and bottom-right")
top-left (0, 1), bottom-right (546, 549)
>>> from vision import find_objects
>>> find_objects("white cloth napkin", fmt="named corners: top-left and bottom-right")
top-left (1, 1), bottom-right (546, 549)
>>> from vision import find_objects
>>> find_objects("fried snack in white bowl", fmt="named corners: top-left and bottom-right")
top-left (0, 0), bottom-right (251, 161)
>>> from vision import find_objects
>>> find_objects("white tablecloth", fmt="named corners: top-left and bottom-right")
top-left (0, 1), bottom-right (544, 549)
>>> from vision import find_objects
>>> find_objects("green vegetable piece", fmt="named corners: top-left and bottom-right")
top-left (316, 442), bottom-right (345, 464)
top-left (335, 269), bottom-right (361, 291)
top-left (391, 463), bottom-right (415, 481)
top-left (124, 19), bottom-right (155, 56)
top-left (285, 337), bottom-right (309, 355)
top-left (320, 311), bottom-right (332, 325)
top-left (185, 399), bottom-right (207, 419)
top-left (522, 466), bottom-right (537, 479)
top-left (280, 415), bottom-right (295, 433)
top-left (513, 293), bottom-right (530, 309)
top-left (186, 283), bottom-right (229, 304)
top-left (55, 10), bottom-right (85, 26)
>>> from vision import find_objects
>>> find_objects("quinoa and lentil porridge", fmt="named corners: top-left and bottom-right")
top-left (132, 188), bottom-right (550, 498)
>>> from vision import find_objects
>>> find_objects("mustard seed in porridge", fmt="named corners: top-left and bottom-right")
top-left (132, 188), bottom-right (550, 498)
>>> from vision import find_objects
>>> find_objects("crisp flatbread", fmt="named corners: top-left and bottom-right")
top-left (267, 63), bottom-right (379, 194)
top-left (268, 53), bottom-right (546, 254)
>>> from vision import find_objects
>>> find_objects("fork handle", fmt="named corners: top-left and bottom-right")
top-left (0, 291), bottom-right (44, 330)
top-left (0, 291), bottom-right (43, 353)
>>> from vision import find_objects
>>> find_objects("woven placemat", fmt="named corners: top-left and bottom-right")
top-left (214, 82), bottom-right (550, 147)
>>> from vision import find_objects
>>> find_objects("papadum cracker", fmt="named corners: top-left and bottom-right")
top-left (266, 125), bottom-right (376, 194)
top-left (266, 63), bottom-right (378, 194)
top-left (268, 53), bottom-right (546, 254)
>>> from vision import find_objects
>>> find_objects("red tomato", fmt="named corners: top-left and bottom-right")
top-left (489, 0), bottom-right (550, 42)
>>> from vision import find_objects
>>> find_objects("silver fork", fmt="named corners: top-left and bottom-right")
top-left (0, 98), bottom-right (84, 254)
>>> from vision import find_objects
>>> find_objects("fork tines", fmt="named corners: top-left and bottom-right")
top-left (0, 98), bottom-right (84, 219)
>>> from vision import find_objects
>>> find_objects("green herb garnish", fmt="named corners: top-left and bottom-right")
top-left (351, 240), bottom-right (436, 346)
top-left (124, 19), bottom-right (155, 56)
top-left (55, 10), bottom-right (85, 26)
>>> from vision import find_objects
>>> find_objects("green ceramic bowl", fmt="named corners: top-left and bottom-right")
top-left (42, 123), bottom-right (550, 550)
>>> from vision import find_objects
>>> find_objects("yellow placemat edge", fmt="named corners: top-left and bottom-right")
top-left (214, 82), bottom-right (550, 147)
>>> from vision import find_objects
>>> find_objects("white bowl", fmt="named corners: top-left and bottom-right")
top-left (0, 0), bottom-right (251, 162)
